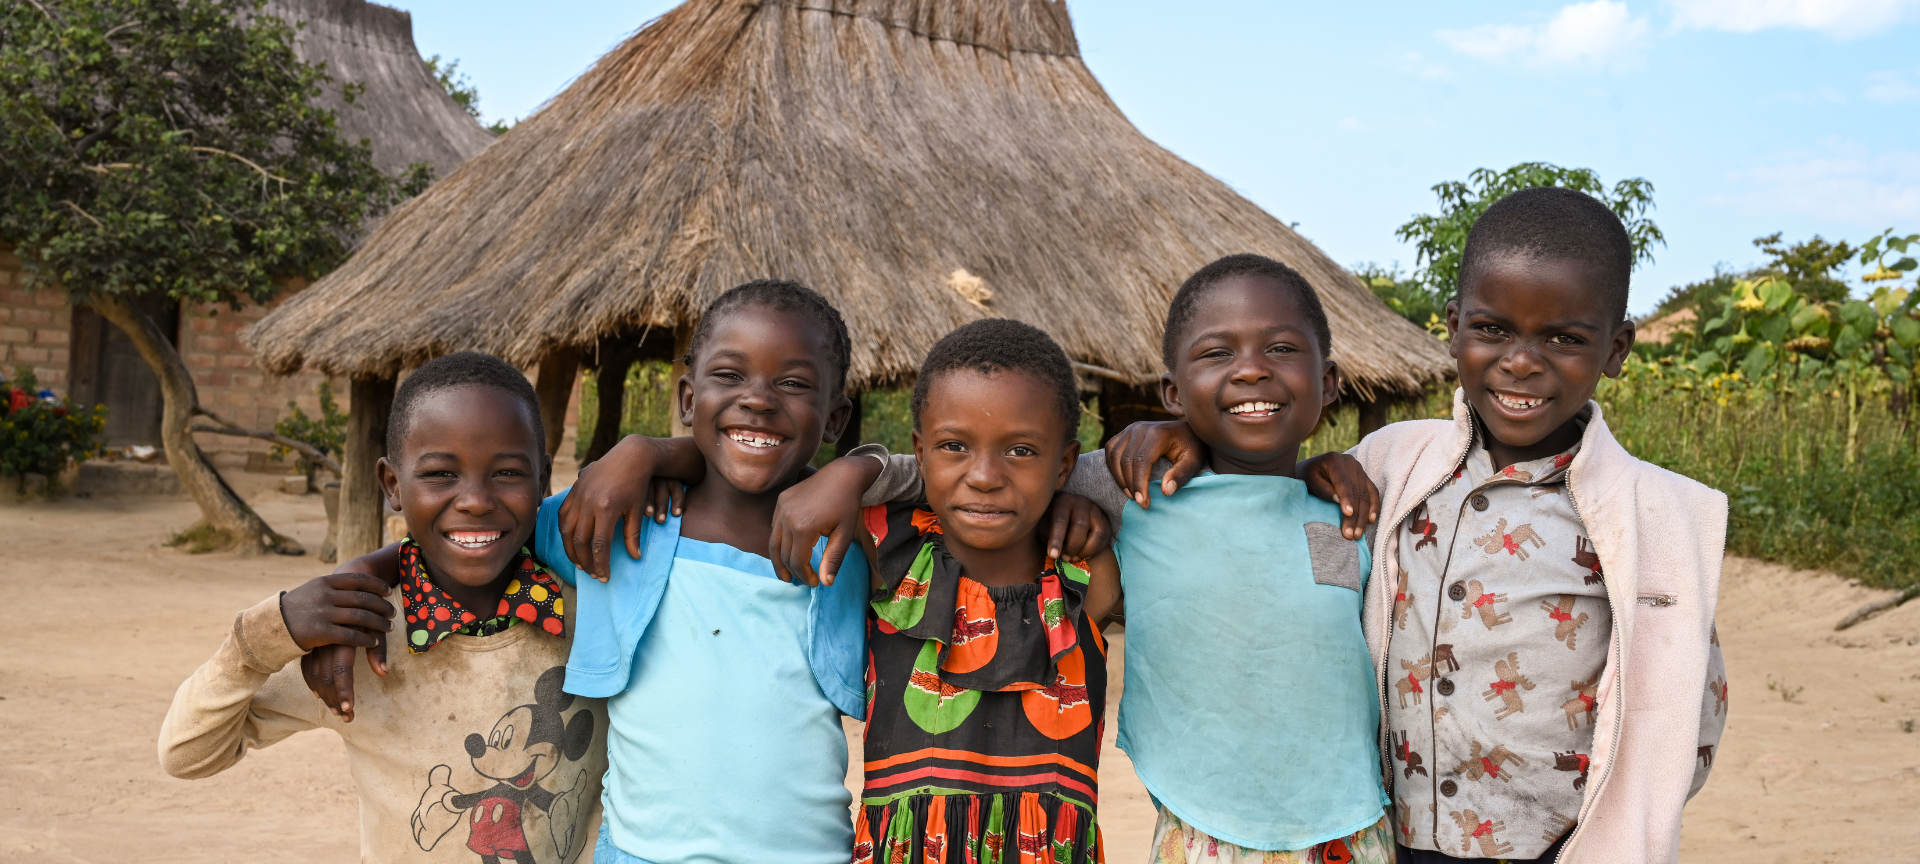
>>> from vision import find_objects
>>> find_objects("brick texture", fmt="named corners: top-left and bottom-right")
top-left (0, 250), bottom-right (71, 390)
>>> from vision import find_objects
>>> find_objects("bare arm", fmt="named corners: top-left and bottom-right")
top-left (1081, 548), bottom-right (1123, 629)
top-left (558, 435), bottom-right (704, 580)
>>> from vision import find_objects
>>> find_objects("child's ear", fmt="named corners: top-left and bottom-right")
top-left (1603, 319), bottom-right (1636, 379)
top-left (820, 393), bottom-right (854, 445)
top-left (1320, 361), bottom-right (1341, 408)
top-left (1444, 300), bottom-right (1463, 359)
top-left (1158, 373), bottom-right (1189, 420)
top-left (1055, 437), bottom-right (1082, 491)
top-left (675, 369), bottom-right (696, 428)
top-left (376, 456), bottom-right (401, 512)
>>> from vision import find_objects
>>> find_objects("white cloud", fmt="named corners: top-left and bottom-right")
top-left (1715, 140), bottom-right (1920, 225)
top-left (1865, 69), bottom-right (1920, 103)
top-left (1667, 0), bottom-right (1920, 38)
top-left (1438, 2), bottom-right (1651, 70)
top-left (1337, 117), bottom-right (1363, 131)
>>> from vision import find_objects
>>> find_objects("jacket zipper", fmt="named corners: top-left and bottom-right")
top-left (1374, 423), bottom-right (1475, 821)
top-left (1554, 458), bottom-right (1624, 864)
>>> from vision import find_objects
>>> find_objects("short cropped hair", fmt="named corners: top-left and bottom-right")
top-left (684, 280), bottom-right (853, 395)
top-left (911, 318), bottom-right (1081, 441)
top-left (1458, 187), bottom-right (1631, 324)
top-left (1162, 254), bottom-right (1331, 370)
top-left (387, 351), bottom-right (544, 464)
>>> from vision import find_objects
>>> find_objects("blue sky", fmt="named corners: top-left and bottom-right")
top-left (393, 0), bottom-right (1920, 315)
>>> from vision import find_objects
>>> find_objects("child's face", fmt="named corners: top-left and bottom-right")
top-left (378, 387), bottom-right (546, 589)
top-left (912, 368), bottom-right (1078, 554)
top-left (1447, 254), bottom-right (1635, 452)
top-left (1161, 275), bottom-right (1338, 475)
top-left (678, 305), bottom-right (852, 495)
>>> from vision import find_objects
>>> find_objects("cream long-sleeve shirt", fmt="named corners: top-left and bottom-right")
top-left (159, 589), bottom-right (608, 864)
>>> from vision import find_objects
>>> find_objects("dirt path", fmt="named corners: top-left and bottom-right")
top-left (1, 478), bottom-right (1914, 862)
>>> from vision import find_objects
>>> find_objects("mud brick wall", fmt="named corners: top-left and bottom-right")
top-left (0, 248), bottom-right (72, 392)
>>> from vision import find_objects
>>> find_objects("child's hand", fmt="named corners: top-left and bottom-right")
top-left (298, 546), bottom-right (400, 721)
top-left (1297, 453), bottom-right (1380, 540)
top-left (769, 455), bottom-right (884, 587)
top-left (1104, 420), bottom-right (1208, 508)
top-left (559, 435), bottom-right (700, 581)
top-left (284, 572), bottom-right (392, 722)
top-left (1044, 492), bottom-right (1112, 561)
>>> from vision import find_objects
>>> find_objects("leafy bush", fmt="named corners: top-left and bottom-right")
top-left (272, 381), bottom-right (346, 475)
top-left (0, 366), bottom-right (106, 479)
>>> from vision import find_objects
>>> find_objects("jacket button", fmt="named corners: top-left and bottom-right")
top-left (1471, 494), bottom-right (1489, 511)
top-left (1448, 582), bottom-right (1467, 601)
top-left (1437, 678), bottom-right (1454, 696)
top-left (1441, 780), bottom-right (1458, 797)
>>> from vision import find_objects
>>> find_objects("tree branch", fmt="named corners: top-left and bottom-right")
top-left (1071, 361), bottom-right (1132, 383)
top-left (189, 146), bottom-right (291, 185)
top-left (192, 407), bottom-right (341, 475)
top-left (59, 199), bottom-right (103, 228)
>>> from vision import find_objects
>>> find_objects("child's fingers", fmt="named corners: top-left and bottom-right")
top-left (326, 645), bottom-right (358, 722)
top-left (1046, 504), bottom-right (1073, 560)
top-left (369, 630), bottom-right (389, 677)
top-left (788, 527), bottom-right (823, 587)
top-left (1160, 453), bottom-right (1203, 498)
top-left (650, 480), bottom-right (672, 526)
top-left (819, 527), bottom-right (855, 588)
top-left (667, 480), bottom-right (684, 517)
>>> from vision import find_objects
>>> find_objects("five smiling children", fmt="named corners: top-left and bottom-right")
top-left (162, 186), bottom-right (1726, 864)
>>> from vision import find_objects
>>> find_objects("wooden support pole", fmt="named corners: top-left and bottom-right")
top-left (337, 375), bottom-right (395, 561)
top-left (534, 347), bottom-right (582, 459)
top-left (584, 352), bottom-right (631, 466)
top-left (837, 392), bottom-right (865, 458)
top-left (1357, 396), bottom-right (1392, 441)
top-left (1099, 379), bottom-right (1174, 449)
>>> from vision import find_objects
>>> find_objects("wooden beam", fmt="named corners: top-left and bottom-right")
top-left (534, 346), bottom-right (581, 459)
top-left (338, 375), bottom-right (394, 560)
top-left (1357, 396), bottom-right (1392, 441)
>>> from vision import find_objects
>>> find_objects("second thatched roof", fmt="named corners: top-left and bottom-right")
top-left (248, 0), bottom-right (1451, 398)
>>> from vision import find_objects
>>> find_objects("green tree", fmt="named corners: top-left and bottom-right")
top-left (0, 0), bottom-right (425, 553)
top-left (1752, 232), bottom-right (1856, 303)
top-left (424, 54), bottom-right (510, 135)
top-left (1395, 162), bottom-right (1664, 305)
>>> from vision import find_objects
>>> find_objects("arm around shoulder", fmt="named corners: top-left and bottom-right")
top-left (158, 593), bottom-right (328, 779)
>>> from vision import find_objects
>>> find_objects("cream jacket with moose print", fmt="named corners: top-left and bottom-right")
top-left (1351, 391), bottom-right (1727, 864)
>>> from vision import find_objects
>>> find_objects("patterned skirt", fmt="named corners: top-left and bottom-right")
top-left (854, 789), bottom-right (1102, 864)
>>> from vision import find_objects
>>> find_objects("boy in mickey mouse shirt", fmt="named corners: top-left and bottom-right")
top-left (159, 353), bottom-right (607, 864)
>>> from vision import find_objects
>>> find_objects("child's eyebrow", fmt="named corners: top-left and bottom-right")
top-left (1192, 323), bottom-right (1310, 343)
top-left (705, 348), bottom-right (821, 371)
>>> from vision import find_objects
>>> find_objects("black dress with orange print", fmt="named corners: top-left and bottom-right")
top-left (853, 502), bottom-right (1107, 864)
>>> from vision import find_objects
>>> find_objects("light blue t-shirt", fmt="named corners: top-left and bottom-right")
top-left (1114, 473), bottom-right (1387, 851)
top-left (599, 538), bottom-right (854, 864)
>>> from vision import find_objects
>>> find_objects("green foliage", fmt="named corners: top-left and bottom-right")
top-left (0, 366), bottom-right (106, 478)
top-left (1394, 162), bottom-right (1663, 305)
top-left (1652, 264), bottom-right (1762, 319)
top-left (164, 520), bottom-right (230, 553)
top-left (0, 0), bottom-right (424, 309)
top-left (271, 380), bottom-right (344, 472)
top-left (424, 53), bottom-right (510, 135)
top-left (1752, 232), bottom-right (1855, 303)
top-left (1354, 262), bottom-right (1449, 337)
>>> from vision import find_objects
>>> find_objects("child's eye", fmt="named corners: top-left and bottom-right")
top-left (1008, 445), bottom-right (1036, 457)
top-left (939, 440), bottom-right (966, 453)
top-left (1549, 334), bottom-right (1581, 346)
top-left (778, 378), bottom-right (813, 391)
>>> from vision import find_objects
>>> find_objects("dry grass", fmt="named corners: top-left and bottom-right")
top-left (246, 0), bottom-right (1451, 399)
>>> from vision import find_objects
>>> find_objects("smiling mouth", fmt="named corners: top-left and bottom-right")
top-left (952, 505), bottom-right (1013, 521)
top-left (1227, 401), bottom-right (1281, 417)
top-left (1491, 391), bottom-right (1549, 412)
top-left (445, 531), bottom-right (503, 549)
top-left (510, 764), bottom-right (537, 788)
top-left (725, 429), bottom-right (786, 449)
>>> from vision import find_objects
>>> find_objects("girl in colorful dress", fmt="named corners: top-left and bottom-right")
top-left (850, 318), bottom-right (1121, 864)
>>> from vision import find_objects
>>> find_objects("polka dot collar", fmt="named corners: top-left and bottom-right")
top-left (397, 538), bottom-right (566, 654)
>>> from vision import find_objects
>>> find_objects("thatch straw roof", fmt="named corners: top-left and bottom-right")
top-left (248, 0), bottom-right (1452, 398)
top-left (265, 0), bottom-right (494, 178)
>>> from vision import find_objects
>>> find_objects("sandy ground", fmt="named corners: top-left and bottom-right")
top-left (2, 465), bottom-right (1917, 863)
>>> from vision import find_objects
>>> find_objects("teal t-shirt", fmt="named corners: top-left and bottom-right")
top-left (600, 538), bottom-right (854, 864)
top-left (1114, 473), bottom-right (1386, 851)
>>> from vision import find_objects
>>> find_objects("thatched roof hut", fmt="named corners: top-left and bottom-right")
top-left (264, 0), bottom-right (495, 178)
top-left (247, 0), bottom-right (1450, 399)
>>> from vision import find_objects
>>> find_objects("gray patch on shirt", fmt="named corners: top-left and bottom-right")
top-left (1305, 521), bottom-right (1363, 592)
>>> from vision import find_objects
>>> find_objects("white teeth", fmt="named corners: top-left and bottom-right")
top-left (1495, 393), bottom-right (1544, 410)
top-left (1228, 401), bottom-right (1281, 415)
top-left (447, 531), bottom-right (502, 548)
top-left (727, 430), bottom-right (785, 448)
